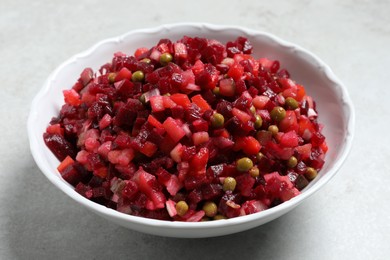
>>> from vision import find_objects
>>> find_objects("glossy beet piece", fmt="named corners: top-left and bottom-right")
top-left (44, 133), bottom-right (76, 161)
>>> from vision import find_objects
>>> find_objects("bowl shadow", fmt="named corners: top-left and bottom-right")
top-left (4, 156), bottom-right (308, 259)
top-left (4, 156), bottom-right (304, 260)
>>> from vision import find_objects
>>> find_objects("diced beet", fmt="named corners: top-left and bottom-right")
top-left (265, 141), bottom-right (294, 160)
top-left (112, 134), bottom-right (132, 149)
top-left (256, 130), bottom-right (273, 146)
top-left (92, 186), bottom-right (107, 198)
top-left (241, 200), bottom-right (267, 215)
top-left (213, 137), bottom-right (234, 149)
top-left (218, 191), bottom-right (241, 218)
top-left (113, 98), bottom-right (144, 129)
top-left (233, 91), bottom-right (252, 109)
top-left (80, 68), bottom-right (93, 86)
top-left (192, 119), bottom-right (208, 132)
top-left (87, 153), bottom-right (105, 170)
top-left (264, 172), bottom-right (300, 202)
top-left (187, 189), bottom-right (203, 207)
top-left (115, 79), bottom-right (134, 100)
top-left (236, 37), bottom-right (253, 54)
top-left (75, 183), bottom-right (93, 199)
top-left (226, 42), bottom-right (241, 58)
top-left (308, 148), bottom-right (325, 169)
top-left (44, 133), bottom-right (76, 161)
top-left (121, 180), bottom-right (139, 199)
top-left (60, 163), bottom-right (83, 185)
top-left (311, 131), bottom-right (325, 147)
top-left (201, 183), bottom-right (222, 200)
top-left (280, 131), bottom-right (299, 148)
top-left (170, 73), bottom-right (183, 90)
top-left (196, 64), bottom-right (219, 90)
top-left (224, 117), bottom-right (245, 137)
top-left (235, 78), bottom-right (247, 95)
top-left (133, 168), bottom-right (166, 209)
top-left (236, 174), bottom-right (256, 197)
top-left (184, 104), bottom-right (202, 122)
top-left (216, 100), bottom-right (233, 118)
top-left (174, 42), bottom-right (188, 62)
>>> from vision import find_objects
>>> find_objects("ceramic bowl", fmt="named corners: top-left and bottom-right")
top-left (28, 23), bottom-right (354, 238)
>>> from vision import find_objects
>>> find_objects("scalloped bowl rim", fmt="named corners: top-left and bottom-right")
top-left (28, 23), bottom-right (355, 237)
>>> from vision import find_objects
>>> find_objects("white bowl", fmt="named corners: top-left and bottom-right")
top-left (28, 23), bottom-right (354, 238)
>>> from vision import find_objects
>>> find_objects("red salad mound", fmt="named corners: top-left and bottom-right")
top-left (44, 36), bottom-right (328, 222)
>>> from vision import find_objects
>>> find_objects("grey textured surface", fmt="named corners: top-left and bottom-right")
top-left (1, 0), bottom-right (389, 259)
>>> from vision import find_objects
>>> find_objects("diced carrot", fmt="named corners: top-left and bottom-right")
top-left (296, 84), bottom-right (306, 101)
top-left (147, 115), bottom-right (164, 129)
top-left (57, 155), bottom-right (75, 173)
top-left (134, 47), bottom-right (149, 59)
top-left (170, 93), bottom-right (191, 108)
top-left (139, 141), bottom-right (158, 157)
top-left (227, 62), bottom-right (244, 81)
top-left (163, 117), bottom-right (186, 143)
top-left (191, 94), bottom-right (211, 113)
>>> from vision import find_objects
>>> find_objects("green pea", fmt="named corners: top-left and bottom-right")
top-left (254, 115), bottom-right (263, 129)
top-left (270, 106), bottom-right (286, 122)
top-left (250, 106), bottom-right (256, 114)
top-left (213, 214), bottom-right (227, 220)
top-left (139, 93), bottom-right (146, 104)
top-left (223, 177), bottom-right (237, 192)
top-left (131, 70), bottom-right (144, 82)
top-left (268, 125), bottom-right (279, 136)
top-left (305, 167), bottom-right (318, 180)
top-left (287, 156), bottom-right (298, 168)
top-left (203, 201), bottom-right (218, 217)
top-left (176, 201), bottom-right (189, 217)
top-left (236, 157), bottom-right (253, 172)
top-left (285, 97), bottom-right (299, 110)
top-left (256, 152), bottom-right (265, 161)
top-left (108, 72), bottom-right (116, 83)
top-left (211, 113), bottom-right (225, 128)
top-left (160, 53), bottom-right (173, 65)
top-left (249, 166), bottom-right (260, 178)
top-left (140, 58), bottom-right (151, 64)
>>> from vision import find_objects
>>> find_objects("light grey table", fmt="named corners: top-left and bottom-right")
top-left (1, 0), bottom-right (389, 259)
